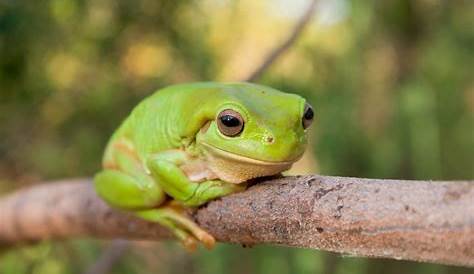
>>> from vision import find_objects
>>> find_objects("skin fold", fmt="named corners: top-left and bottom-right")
top-left (94, 82), bottom-right (313, 250)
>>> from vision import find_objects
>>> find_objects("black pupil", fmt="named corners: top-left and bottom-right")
top-left (304, 107), bottom-right (314, 120)
top-left (221, 115), bottom-right (240, 127)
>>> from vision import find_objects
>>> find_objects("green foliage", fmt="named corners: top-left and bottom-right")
top-left (0, 0), bottom-right (472, 273)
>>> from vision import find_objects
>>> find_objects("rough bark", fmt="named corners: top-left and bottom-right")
top-left (0, 175), bottom-right (473, 267)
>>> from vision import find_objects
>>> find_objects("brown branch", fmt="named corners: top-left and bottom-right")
top-left (244, 0), bottom-right (318, 82)
top-left (1, 176), bottom-right (473, 267)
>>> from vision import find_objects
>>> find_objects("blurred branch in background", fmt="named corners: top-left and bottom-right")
top-left (1, 176), bottom-right (473, 267)
top-left (245, 0), bottom-right (318, 82)
top-left (83, 240), bottom-right (129, 274)
top-left (82, 1), bottom-right (320, 273)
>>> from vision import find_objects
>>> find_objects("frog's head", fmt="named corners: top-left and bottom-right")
top-left (194, 83), bottom-right (314, 183)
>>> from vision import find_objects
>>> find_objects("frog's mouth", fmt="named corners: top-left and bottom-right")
top-left (200, 142), bottom-right (299, 184)
top-left (200, 142), bottom-right (296, 165)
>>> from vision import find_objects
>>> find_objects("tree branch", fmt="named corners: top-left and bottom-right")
top-left (245, 0), bottom-right (318, 82)
top-left (1, 176), bottom-right (473, 267)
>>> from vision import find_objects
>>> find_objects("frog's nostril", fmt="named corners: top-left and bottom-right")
top-left (265, 136), bottom-right (274, 143)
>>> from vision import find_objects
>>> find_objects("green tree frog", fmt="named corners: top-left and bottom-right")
top-left (94, 82), bottom-right (314, 250)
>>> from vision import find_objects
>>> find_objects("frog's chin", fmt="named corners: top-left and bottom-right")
top-left (199, 142), bottom-right (299, 184)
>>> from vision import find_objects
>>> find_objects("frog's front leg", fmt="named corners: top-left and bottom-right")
top-left (140, 150), bottom-right (245, 249)
top-left (146, 150), bottom-right (244, 206)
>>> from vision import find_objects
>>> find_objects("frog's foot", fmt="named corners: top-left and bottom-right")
top-left (137, 205), bottom-right (215, 251)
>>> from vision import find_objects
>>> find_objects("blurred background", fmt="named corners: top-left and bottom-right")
top-left (0, 0), bottom-right (473, 273)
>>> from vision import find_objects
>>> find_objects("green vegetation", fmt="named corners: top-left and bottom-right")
top-left (0, 0), bottom-right (472, 273)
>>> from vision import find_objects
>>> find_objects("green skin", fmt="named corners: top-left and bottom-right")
top-left (94, 82), bottom-right (311, 249)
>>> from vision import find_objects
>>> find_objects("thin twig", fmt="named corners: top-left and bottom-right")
top-left (1, 176), bottom-right (473, 267)
top-left (245, 0), bottom-right (318, 82)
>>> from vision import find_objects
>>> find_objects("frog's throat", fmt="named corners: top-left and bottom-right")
top-left (199, 142), bottom-right (297, 184)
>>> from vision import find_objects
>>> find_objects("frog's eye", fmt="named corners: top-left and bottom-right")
top-left (217, 109), bottom-right (244, 137)
top-left (302, 103), bottom-right (314, 129)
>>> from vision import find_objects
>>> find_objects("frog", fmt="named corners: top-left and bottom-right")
top-left (94, 82), bottom-right (314, 250)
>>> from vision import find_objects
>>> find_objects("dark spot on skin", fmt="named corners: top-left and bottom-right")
top-left (374, 188), bottom-right (380, 193)
top-left (404, 205), bottom-right (410, 211)
top-left (265, 136), bottom-right (274, 143)
top-left (316, 227), bottom-right (324, 233)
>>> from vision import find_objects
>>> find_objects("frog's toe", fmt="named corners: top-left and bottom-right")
top-left (136, 206), bottom-right (215, 250)
top-left (181, 235), bottom-right (199, 252)
top-left (160, 206), bottom-right (216, 249)
top-left (198, 231), bottom-right (215, 250)
top-left (175, 222), bottom-right (213, 250)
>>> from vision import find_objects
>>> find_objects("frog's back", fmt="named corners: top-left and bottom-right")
top-left (103, 83), bottom-right (222, 164)
top-left (102, 85), bottom-right (182, 165)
